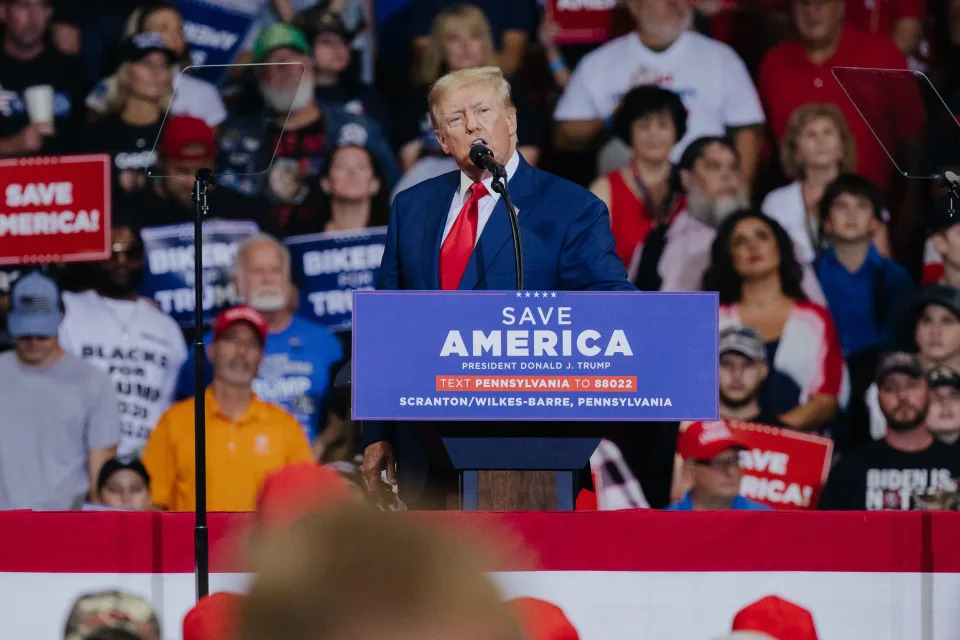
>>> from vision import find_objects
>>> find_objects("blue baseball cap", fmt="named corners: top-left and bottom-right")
top-left (7, 272), bottom-right (61, 338)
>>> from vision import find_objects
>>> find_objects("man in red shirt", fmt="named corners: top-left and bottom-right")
top-left (845, 0), bottom-right (923, 56)
top-left (758, 0), bottom-right (924, 190)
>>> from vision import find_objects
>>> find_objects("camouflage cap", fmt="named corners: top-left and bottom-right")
top-left (64, 590), bottom-right (161, 640)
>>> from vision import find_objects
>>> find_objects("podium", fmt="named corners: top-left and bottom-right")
top-left (351, 290), bottom-right (718, 510)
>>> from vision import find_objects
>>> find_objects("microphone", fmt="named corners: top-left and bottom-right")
top-left (469, 144), bottom-right (506, 179)
top-left (946, 170), bottom-right (960, 185)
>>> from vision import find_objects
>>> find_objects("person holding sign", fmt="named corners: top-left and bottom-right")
top-left (666, 421), bottom-right (770, 511)
top-left (364, 66), bottom-right (633, 504)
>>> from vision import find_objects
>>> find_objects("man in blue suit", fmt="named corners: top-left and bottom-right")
top-left (362, 66), bottom-right (634, 505)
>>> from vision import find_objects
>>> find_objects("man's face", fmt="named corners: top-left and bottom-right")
top-left (434, 83), bottom-right (517, 172)
top-left (3, 0), bottom-right (52, 50)
top-left (932, 225), bottom-right (960, 271)
top-left (627, 0), bottom-right (690, 41)
top-left (927, 385), bottom-right (960, 439)
top-left (209, 323), bottom-right (264, 387)
top-left (97, 226), bottom-right (146, 297)
top-left (259, 48), bottom-right (313, 113)
top-left (792, 0), bottom-right (845, 48)
top-left (682, 142), bottom-right (744, 226)
top-left (313, 32), bottom-right (351, 75)
top-left (236, 241), bottom-right (290, 312)
top-left (161, 157), bottom-right (212, 208)
top-left (100, 469), bottom-right (152, 510)
top-left (915, 304), bottom-right (960, 363)
top-left (719, 352), bottom-right (768, 408)
top-left (14, 334), bottom-right (59, 366)
top-left (877, 372), bottom-right (929, 432)
top-left (690, 449), bottom-right (742, 501)
top-left (825, 192), bottom-right (877, 243)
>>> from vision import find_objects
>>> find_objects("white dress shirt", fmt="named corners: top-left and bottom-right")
top-left (441, 150), bottom-right (521, 246)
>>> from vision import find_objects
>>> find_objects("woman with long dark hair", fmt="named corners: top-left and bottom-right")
top-left (703, 210), bottom-right (847, 432)
top-left (319, 144), bottom-right (390, 232)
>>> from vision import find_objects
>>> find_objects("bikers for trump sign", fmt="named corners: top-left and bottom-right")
top-left (139, 220), bottom-right (259, 328)
top-left (353, 291), bottom-right (719, 421)
top-left (285, 226), bottom-right (387, 332)
top-left (0, 154), bottom-right (111, 265)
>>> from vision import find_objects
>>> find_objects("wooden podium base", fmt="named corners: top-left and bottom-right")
top-left (460, 470), bottom-right (576, 511)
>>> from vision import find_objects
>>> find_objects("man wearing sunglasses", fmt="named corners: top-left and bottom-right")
top-left (666, 420), bottom-right (770, 511)
top-left (59, 222), bottom-right (187, 458)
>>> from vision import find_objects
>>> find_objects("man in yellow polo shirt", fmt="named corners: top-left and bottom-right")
top-left (143, 306), bottom-right (312, 511)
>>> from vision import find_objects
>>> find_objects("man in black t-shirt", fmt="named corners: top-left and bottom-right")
top-left (0, 0), bottom-right (87, 156)
top-left (819, 352), bottom-right (960, 510)
top-left (719, 326), bottom-right (784, 427)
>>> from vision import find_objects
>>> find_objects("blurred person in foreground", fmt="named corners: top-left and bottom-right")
top-left (183, 592), bottom-right (244, 640)
top-left (63, 589), bottom-right (160, 640)
top-left (0, 272), bottom-right (119, 509)
top-left (927, 365), bottom-right (960, 446)
top-left (143, 306), bottom-right (312, 511)
top-left (717, 595), bottom-right (819, 640)
top-left (706, 210), bottom-right (846, 432)
top-left (589, 85), bottom-right (687, 278)
top-left (508, 597), bottom-right (580, 640)
top-left (121, 115), bottom-right (274, 233)
top-left (819, 352), bottom-right (960, 510)
top-left (217, 24), bottom-right (398, 237)
top-left (59, 223), bottom-right (187, 458)
top-left (667, 420), bottom-right (770, 510)
top-left (363, 66), bottom-right (633, 506)
top-left (95, 457), bottom-right (152, 511)
top-left (0, 0), bottom-right (88, 156)
top-left (175, 234), bottom-right (345, 458)
top-left (240, 504), bottom-right (525, 640)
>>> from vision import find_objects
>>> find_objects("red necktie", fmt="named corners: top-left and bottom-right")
top-left (440, 181), bottom-right (489, 290)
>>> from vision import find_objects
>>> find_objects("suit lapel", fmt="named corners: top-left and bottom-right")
top-left (420, 171), bottom-right (461, 289)
top-left (458, 157), bottom-right (537, 291)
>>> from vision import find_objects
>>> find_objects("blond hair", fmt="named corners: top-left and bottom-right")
top-left (418, 4), bottom-right (497, 84)
top-left (240, 505), bottom-right (525, 640)
top-left (428, 66), bottom-right (514, 131)
top-left (780, 103), bottom-right (857, 180)
top-left (106, 61), bottom-right (174, 115)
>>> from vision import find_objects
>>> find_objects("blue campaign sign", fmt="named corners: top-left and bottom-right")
top-left (285, 227), bottom-right (386, 333)
top-left (353, 291), bottom-right (719, 421)
top-left (177, 0), bottom-right (258, 85)
top-left (140, 220), bottom-right (259, 328)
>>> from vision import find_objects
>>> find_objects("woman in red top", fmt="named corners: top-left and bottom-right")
top-left (590, 86), bottom-right (687, 277)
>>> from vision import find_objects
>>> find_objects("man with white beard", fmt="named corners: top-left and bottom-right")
top-left (216, 24), bottom-right (399, 237)
top-left (175, 234), bottom-right (345, 459)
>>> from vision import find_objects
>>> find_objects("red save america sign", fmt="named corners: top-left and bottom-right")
top-left (546, 0), bottom-right (617, 44)
top-left (0, 154), bottom-right (111, 265)
top-left (728, 421), bottom-right (834, 510)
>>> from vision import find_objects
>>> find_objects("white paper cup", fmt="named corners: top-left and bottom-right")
top-left (23, 85), bottom-right (54, 124)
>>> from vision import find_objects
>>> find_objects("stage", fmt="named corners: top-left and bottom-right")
top-left (1, 509), bottom-right (959, 639)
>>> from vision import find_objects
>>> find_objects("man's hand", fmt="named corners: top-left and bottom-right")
top-left (3, 123), bottom-right (51, 155)
top-left (362, 440), bottom-right (397, 490)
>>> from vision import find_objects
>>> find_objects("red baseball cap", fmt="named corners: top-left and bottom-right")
top-left (508, 598), bottom-right (579, 640)
top-left (731, 596), bottom-right (819, 640)
top-left (159, 115), bottom-right (216, 163)
top-left (255, 463), bottom-right (356, 531)
top-left (182, 592), bottom-right (243, 640)
top-left (213, 306), bottom-right (268, 344)
top-left (677, 421), bottom-right (744, 461)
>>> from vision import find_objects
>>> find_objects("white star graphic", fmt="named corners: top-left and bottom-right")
top-left (525, 291), bottom-right (531, 297)
top-left (534, 292), bottom-right (540, 298)
top-left (516, 291), bottom-right (523, 297)
top-left (551, 292), bottom-right (557, 298)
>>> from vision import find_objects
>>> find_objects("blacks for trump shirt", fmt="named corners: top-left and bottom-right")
top-left (818, 439), bottom-right (960, 510)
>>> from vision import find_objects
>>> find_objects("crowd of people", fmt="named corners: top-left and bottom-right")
top-left (2, 0), bottom-right (960, 517)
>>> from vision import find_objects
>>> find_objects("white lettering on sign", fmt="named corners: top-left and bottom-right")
top-left (0, 210), bottom-right (100, 236)
top-left (739, 449), bottom-right (789, 476)
top-left (556, 0), bottom-right (617, 10)
top-left (183, 21), bottom-right (240, 51)
top-left (153, 283), bottom-right (241, 314)
top-left (146, 242), bottom-right (239, 275)
top-left (5, 182), bottom-right (74, 207)
top-left (439, 329), bottom-right (633, 357)
top-left (302, 244), bottom-right (384, 276)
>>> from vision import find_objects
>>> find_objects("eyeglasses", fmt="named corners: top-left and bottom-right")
top-left (693, 456), bottom-right (740, 471)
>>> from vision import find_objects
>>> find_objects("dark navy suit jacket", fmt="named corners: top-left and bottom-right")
top-left (363, 155), bottom-right (634, 501)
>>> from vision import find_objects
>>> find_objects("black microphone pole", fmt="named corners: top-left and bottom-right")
top-left (490, 174), bottom-right (523, 291)
top-left (192, 168), bottom-right (212, 601)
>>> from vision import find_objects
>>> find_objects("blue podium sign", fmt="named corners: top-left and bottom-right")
top-left (352, 291), bottom-right (718, 421)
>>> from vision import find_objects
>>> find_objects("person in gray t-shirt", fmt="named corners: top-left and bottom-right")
top-left (0, 272), bottom-right (119, 510)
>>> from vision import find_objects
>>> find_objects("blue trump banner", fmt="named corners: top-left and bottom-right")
top-left (178, 0), bottom-right (259, 85)
top-left (353, 291), bottom-right (719, 421)
top-left (285, 227), bottom-right (386, 332)
top-left (140, 220), bottom-right (259, 328)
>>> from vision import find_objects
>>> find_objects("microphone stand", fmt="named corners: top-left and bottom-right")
top-left (490, 168), bottom-right (523, 291)
top-left (192, 168), bottom-right (212, 601)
